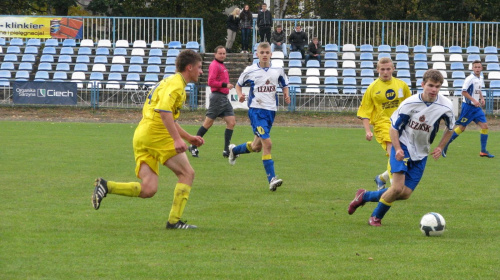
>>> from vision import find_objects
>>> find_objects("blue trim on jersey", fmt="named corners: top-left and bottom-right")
top-left (155, 109), bottom-right (172, 113)
top-left (393, 113), bottom-right (410, 136)
top-left (464, 83), bottom-right (474, 105)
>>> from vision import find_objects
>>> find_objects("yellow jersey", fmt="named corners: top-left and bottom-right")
top-left (138, 73), bottom-right (187, 136)
top-left (357, 77), bottom-right (411, 129)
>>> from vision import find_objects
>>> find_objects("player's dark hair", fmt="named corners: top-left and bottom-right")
top-left (214, 45), bottom-right (226, 53)
top-left (176, 49), bottom-right (202, 72)
top-left (422, 69), bottom-right (444, 85)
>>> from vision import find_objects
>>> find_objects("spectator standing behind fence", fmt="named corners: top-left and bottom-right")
top-left (288, 25), bottom-right (307, 58)
top-left (305, 37), bottom-right (321, 64)
top-left (240, 5), bottom-right (253, 53)
top-left (257, 3), bottom-right (272, 43)
top-left (226, 8), bottom-right (240, 53)
top-left (271, 25), bottom-right (287, 57)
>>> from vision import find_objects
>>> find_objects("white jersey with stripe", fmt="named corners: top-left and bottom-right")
top-left (461, 73), bottom-right (482, 105)
top-left (237, 63), bottom-right (289, 111)
top-left (391, 93), bottom-right (455, 161)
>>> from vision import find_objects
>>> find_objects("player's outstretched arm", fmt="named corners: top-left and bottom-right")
top-left (160, 111), bottom-right (187, 153)
top-left (283, 86), bottom-right (290, 104)
top-left (389, 127), bottom-right (404, 161)
top-left (432, 129), bottom-right (454, 160)
top-left (236, 84), bottom-right (246, 103)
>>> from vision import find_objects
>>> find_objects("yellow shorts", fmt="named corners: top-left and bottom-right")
top-left (373, 122), bottom-right (391, 156)
top-left (133, 123), bottom-right (178, 178)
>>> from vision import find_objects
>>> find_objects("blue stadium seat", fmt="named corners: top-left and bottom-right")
top-left (94, 56), bottom-right (108, 63)
top-left (58, 55), bottom-right (72, 63)
top-left (414, 62), bottom-right (428, 70)
top-left (42, 47), bottom-right (56, 55)
top-left (53, 71), bottom-right (68, 81)
top-left (490, 80), bottom-right (500, 96)
top-left (129, 65), bottom-right (142, 73)
top-left (395, 45), bottom-right (409, 53)
top-left (324, 77), bottom-right (339, 94)
top-left (96, 48), bottom-right (110, 55)
top-left (9, 38), bottom-right (23, 46)
top-left (44, 39), bottom-right (59, 47)
top-left (288, 60), bottom-right (302, 68)
top-left (395, 53), bottom-right (409, 61)
top-left (108, 73), bottom-right (122, 81)
top-left (130, 56), bottom-right (144, 64)
top-left (288, 51), bottom-right (302, 60)
top-left (113, 48), bottom-right (127, 56)
top-left (146, 65), bottom-right (160, 73)
top-left (378, 53), bottom-right (391, 60)
top-left (110, 64), bottom-right (124, 72)
top-left (485, 55), bottom-right (498, 63)
top-left (448, 46), bottom-right (462, 53)
top-left (288, 76), bottom-right (302, 93)
top-left (76, 55), bottom-right (90, 63)
top-left (126, 73), bottom-right (141, 81)
top-left (378, 45), bottom-right (391, 53)
top-left (467, 54), bottom-right (480, 62)
top-left (62, 39), bottom-right (76, 47)
top-left (4, 54), bottom-right (18, 62)
top-left (24, 47), bottom-right (38, 54)
top-left (165, 57), bottom-right (176, 65)
top-left (361, 77), bottom-right (374, 86)
top-left (342, 77), bottom-right (357, 94)
top-left (56, 63), bottom-right (70, 71)
top-left (453, 79), bottom-right (465, 95)
top-left (145, 73), bottom-right (159, 82)
top-left (60, 47), bottom-right (74, 55)
top-left (466, 46), bottom-right (480, 54)
top-left (0, 38), bottom-right (5, 46)
top-left (324, 60), bottom-right (338, 68)
top-left (38, 63), bottom-right (52, 71)
top-left (168, 41), bottom-right (182, 49)
top-left (401, 78), bottom-right (411, 87)
top-left (166, 49), bottom-right (180, 57)
top-left (74, 64), bottom-right (88, 72)
top-left (324, 44), bottom-right (338, 52)
top-left (451, 71), bottom-right (466, 79)
top-left (396, 61), bottom-right (410, 69)
top-left (78, 47), bottom-right (92, 55)
top-left (360, 44), bottom-right (373, 52)
top-left (487, 63), bottom-right (500, 71)
top-left (7, 46), bottom-right (21, 54)
top-left (360, 69), bottom-right (374, 77)
top-left (450, 62), bottom-right (464, 70)
top-left (324, 52), bottom-right (338, 60)
top-left (186, 41), bottom-right (199, 51)
top-left (360, 52), bottom-right (373, 61)
top-left (149, 49), bottom-right (163, 57)
top-left (484, 46), bottom-right (497, 54)
top-left (34, 71), bottom-right (49, 81)
top-left (148, 57), bottom-right (162, 65)
top-left (0, 70), bottom-right (11, 86)
top-left (1, 62), bottom-right (15, 70)
top-left (342, 69), bottom-right (356, 77)
top-left (306, 60), bottom-right (320, 68)
top-left (18, 63), bottom-right (33, 71)
top-left (397, 70), bottom-right (411, 78)
top-left (15, 71), bottom-right (30, 81)
top-left (413, 45), bottom-right (427, 53)
top-left (89, 72), bottom-right (104, 87)
top-left (360, 61), bottom-right (374, 69)
top-left (27, 38), bottom-right (41, 46)
top-left (164, 66), bottom-right (176, 74)
top-left (21, 54), bottom-right (36, 63)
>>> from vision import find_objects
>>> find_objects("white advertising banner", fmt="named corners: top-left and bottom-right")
top-left (205, 87), bottom-right (250, 110)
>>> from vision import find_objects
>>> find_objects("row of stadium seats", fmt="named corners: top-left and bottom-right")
top-left (0, 38), bottom-right (199, 50)
top-left (318, 43), bottom-right (498, 54)
top-left (0, 46), bottom-right (183, 57)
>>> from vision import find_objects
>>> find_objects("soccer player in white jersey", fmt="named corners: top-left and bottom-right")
top-left (228, 42), bottom-right (291, 191)
top-left (442, 60), bottom-right (494, 158)
top-left (348, 69), bottom-right (455, 226)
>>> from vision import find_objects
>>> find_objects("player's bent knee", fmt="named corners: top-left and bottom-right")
top-left (140, 183), bottom-right (158, 198)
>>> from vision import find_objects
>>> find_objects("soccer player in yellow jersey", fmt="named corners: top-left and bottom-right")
top-left (357, 57), bottom-right (411, 190)
top-left (92, 50), bottom-right (205, 229)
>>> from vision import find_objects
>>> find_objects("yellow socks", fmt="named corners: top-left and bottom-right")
top-left (168, 183), bottom-right (191, 224)
top-left (107, 181), bottom-right (141, 197)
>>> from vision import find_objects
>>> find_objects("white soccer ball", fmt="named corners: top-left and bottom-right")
top-left (420, 212), bottom-right (446, 236)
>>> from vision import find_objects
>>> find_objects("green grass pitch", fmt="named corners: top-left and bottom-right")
top-left (1, 120), bottom-right (498, 279)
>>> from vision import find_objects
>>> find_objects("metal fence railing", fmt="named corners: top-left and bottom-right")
top-left (1, 84), bottom-right (499, 115)
top-left (255, 19), bottom-right (500, 50)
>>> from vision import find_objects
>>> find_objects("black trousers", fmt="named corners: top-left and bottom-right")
top-left (259, 26), bottom-right (271, 43)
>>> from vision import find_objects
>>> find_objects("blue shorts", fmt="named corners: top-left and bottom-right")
top-left (456, 103), bottom-right (487, 126)
top-left (248, 108), bottom-right (275, 139)
top-left (390, 144), bottom-right (428, 191)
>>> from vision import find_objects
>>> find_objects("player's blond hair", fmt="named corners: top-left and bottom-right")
top-left (377, 57), bottom-right (393, 69)
top-left (422, 69), bottom-right (444, 85)
top-left (258, 42), bottom-right (271, 50)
